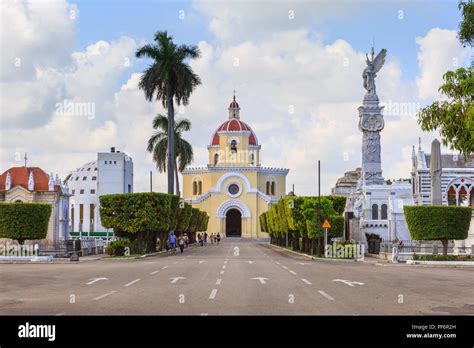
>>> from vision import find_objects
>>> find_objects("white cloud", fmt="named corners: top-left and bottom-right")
top-left (415, 28), bottom-right (470, 100)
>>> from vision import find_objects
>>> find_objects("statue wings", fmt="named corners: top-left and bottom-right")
top-left (372, 48), bottom-right (387, 74)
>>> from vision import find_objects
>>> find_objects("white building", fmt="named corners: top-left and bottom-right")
top-left (411, 141), bottom-right (474, 253)
top-left (67, 147), bottom-right (133, 236)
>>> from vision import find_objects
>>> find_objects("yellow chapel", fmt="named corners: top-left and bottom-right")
top-left (182, 96), bottom-right (289, 237)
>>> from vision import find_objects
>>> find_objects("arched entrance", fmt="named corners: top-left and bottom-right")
top-left (226, 209), bottom-right (242, 237)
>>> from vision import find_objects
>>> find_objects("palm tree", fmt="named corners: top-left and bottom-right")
top-left (147, 114), bottom-right (194, 197)
top-left (136, 31), bottom-right (201, 194)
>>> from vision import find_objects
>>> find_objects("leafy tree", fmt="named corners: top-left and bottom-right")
top-left (458, 0), bottom-right (474, 47)
top-left (417, 67), bottom-right (474, 158)
top-left (136, 31), bottom-right (201, 194)
top-left (0, 203), bottom-right (51, 244)
top-left (147, 114), bottom-right (194, 197)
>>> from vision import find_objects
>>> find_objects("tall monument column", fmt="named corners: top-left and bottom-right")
top-left (358, 47), bottom-right (387, 185)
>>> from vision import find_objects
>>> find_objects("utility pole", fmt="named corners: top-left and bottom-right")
top-left (150, 171), bottom-right (152, 192)
top-left (317, 160), bottom-right (322, 257)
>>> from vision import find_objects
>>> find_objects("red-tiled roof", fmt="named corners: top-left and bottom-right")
top-left (211, 119), bottom-right (258, 146)
top-left (0, 167), bottom-right (51, 192)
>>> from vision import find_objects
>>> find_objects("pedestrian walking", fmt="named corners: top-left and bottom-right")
top-left (204, 232), bottom-right (208, 244)
top-left (216, 233), bottom-right (221, 245)
top-left (184, 233), bottom-right (189, 248)
top-left (169, 231), bottom-right (176, 254)
top-left (178, 235), bottom-right (185, 254)
top-left (210, 233), bottom-right (214, 245)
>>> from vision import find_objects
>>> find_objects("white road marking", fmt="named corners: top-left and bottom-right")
top-left (161, 266), bottom-right (168, 269)
top-left (333, 279), bottom-right (365, 287)
top-left (220, 270), bottom-right (225, 274)
top-left (93, 291), bottom-right (116, 301)
top-left (289, 270), bottom-right (297, 275)
top-left (86, 277), bottom-right (108, 285)
top-left (150, 270), bottom-right (160, 275)
top-left (222, 265), bottom-right (226, 269)
top-left (276, 262), bottom-right (281, 265)
top-left (224, 260), bottom-right (228, 264)
top-left (297, 262), bottom-right (309, 266)
top-left (301, 278), bottom-right (312, 285)
top-left (209, 288), bottom-right (218, 299)
top-left (55, 312), bottom-right (66, 316)
top-left (251, 277), bottom-right (269, 284)
top-left (216, 279), bottom-right (222, 285)
top-left (199, 260), bottom-right (206, 264)
top-left (201, 313), bottom-right (208, 316)
top-left (124, 279), bottom-right (141, 287)
top-left (318, 290), bottom-right (335, 301)
top-left (169, 277), bottom-right (186, 284)
top-left (281, 266), bottom-right (289, 270)
top-left (246, 260), bottom-right (253, 264)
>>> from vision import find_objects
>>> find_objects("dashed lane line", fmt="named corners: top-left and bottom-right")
top-left (318, 290), bottom-right (335, 301)
top-left (220, 270), bottom-right (225, 274)
top-left (161, 266), bottom-right (169, 269)
top-left (216, 279), bottom-right (222, 285)
top-left (93, 291), bottom-right (116, 301)
top-left (209, 289), bottom-right (218, 300)
top-left (222, 265), bottom-right (226, 269)
top-left (301, 278), bottom-right (312, 285)
top-left (124, 279), bottom-right (141, 287)
top-left (150, 270), bottom-right (160, 275)
top-left (289, 270), bottom-right (297, 275)
top-left (281, 266), bottom-right (289, 270)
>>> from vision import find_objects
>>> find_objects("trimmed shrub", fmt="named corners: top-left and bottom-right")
top-left (0, 202), bottom-right (52, 244)
top-left (404, 205), bottom-right (471, 256)
top-left (259, 212), bottom-right (267, 232)
top-left (106, 239), bottom-right (131, 256)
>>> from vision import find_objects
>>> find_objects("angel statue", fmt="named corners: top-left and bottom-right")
top-left (362, 47), bottom-right (386, 96)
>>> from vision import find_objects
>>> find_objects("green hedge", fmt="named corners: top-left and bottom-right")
top-left (0, 202), bottom-right (52, 244)
top-left (404, 206), bottom-right (471, 240)
top-left (106, 239), bottom-right (130, 256)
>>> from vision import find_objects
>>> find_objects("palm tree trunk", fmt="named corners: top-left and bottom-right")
top-left (167, 94), bottom-right (175, 195)
top-left (175, 157), bottom-right (180, 197)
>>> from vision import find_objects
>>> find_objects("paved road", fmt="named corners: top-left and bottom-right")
top-left (1, 239), bottom-right (473, 315)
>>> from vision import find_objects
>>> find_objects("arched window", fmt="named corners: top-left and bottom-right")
top-left (193, 181), bottom-right (197, 195)
top-left (266, 181), bottom-right (270, 195)
top-left (381, 204), bottom-right (388, 219)
top-left (372, 204), bottom-right (378, 220)
top-left (459, 186), bottom-right (468, 207)
top-left (214, 153), bottom-right (219, 165)
top-left (249, 153), bottom-right (255, 165)
top-left (271, 182), bottom-right (276, 196)
top-left (447, 186), bottom-right (457, 206)
top-left (198, 181), bottom-right (202, 195)
top-left (230, 140), bottom-right (237, 153)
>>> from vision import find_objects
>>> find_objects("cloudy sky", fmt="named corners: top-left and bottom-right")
top-left (0, 0), bottom-right (471, 195)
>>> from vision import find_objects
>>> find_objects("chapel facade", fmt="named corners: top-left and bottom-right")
top-left (182, 96), bottom-right (289, 238)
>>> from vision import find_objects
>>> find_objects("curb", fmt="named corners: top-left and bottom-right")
top-left (264, 243), bottom-right (360, 262)
top-left (407, 260), bottom-right (474, 267)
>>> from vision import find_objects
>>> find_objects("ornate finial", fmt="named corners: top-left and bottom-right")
top-left (24, 152), bottom-right (27, 167)
top-left (233, 89), bottom-right (236, 101)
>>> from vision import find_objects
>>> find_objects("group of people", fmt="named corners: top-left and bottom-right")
top-left (167, 231), bottom-right (221, 254)
top-left (197, 232), bottom-right (220, 246)
top-left (167, 231), bottom-right (190, 254)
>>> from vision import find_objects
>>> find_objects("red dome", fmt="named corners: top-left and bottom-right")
top-left (0, 167), bottom-right (51, 192)
top-left (211, 119), bottom-right (258, 146)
